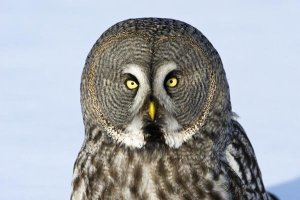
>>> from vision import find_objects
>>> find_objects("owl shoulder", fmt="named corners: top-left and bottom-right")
top-left (223, 120), bottom-right (270, 199)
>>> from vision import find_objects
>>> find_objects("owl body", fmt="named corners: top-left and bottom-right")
top-left (71, 18), bottom-right (274, 200)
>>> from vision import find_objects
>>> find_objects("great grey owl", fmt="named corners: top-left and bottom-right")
top-left (71, 18), bottom-right (277, 200)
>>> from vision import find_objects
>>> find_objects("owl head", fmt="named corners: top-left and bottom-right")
top-left (81, 18), bottom-right (232, 149)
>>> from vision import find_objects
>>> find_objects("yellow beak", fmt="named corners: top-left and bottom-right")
top-left (148, 101), bottom-right (156, 121)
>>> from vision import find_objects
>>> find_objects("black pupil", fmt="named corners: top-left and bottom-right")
top-left (170, 80), bottom-right (173, 83)
top-left (131, 82), bottom-right (134, 85)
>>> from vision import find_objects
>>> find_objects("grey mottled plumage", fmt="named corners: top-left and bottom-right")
top-left (71, 18), bottom-right (276, 200)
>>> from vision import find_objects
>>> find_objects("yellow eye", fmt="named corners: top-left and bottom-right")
top-left (125, 80), bottom-right (139, 90)
top-left (165, 77), bottom-right (178, 88)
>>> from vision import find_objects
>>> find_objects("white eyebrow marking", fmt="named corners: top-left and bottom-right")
top-left (123, 64), bottom-right (150, 115)
top-left (153, 62), bottom-right (177, 113)
top-left (113, 64), bottom-right (150, 148)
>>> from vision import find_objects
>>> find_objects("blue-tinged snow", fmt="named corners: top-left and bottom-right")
top-left (0, 1), bottom-right (299, 200)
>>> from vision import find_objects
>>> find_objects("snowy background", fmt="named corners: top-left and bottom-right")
top-left (1, 1), bottom-right (299, 199)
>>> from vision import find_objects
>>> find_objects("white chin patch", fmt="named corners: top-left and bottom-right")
top-left (163, 114), bottom-right (184, 148)
top-left (122, 114), bottom-right (185, 149)
top-left (122, 115), bottom-right (145, 148)
top-left (164, 132), bottom-right (185, 148)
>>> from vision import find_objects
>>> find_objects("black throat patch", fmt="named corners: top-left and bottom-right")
top-left (143, 123), bottom-right (166, 148)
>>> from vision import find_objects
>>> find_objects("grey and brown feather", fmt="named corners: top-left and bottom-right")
top-left (71, 18), bottom-right (275, 200)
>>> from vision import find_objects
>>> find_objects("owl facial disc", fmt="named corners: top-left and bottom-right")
top-left (82, 29), bottom-right (217, 149)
